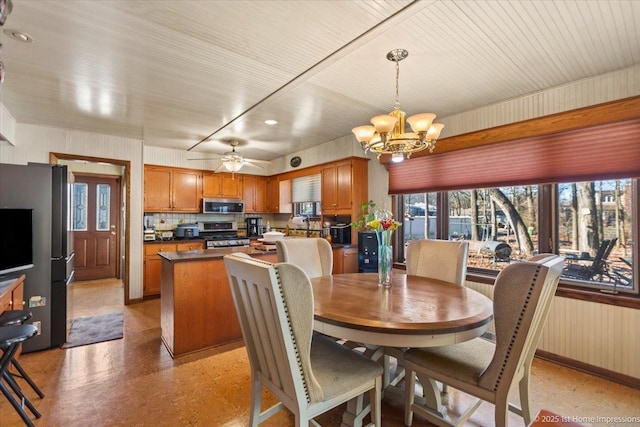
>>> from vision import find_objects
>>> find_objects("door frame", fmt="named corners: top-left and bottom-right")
top-left (49, 153), bottom-right (132, 305)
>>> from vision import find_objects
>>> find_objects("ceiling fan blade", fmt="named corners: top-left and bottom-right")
top-left (187, 157), bottom-right (222, 161)
top-left (243, 160), bottom-right (264, 170)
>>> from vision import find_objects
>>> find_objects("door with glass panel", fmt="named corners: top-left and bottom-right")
top-left (72, 175), bottom-right (121, 281)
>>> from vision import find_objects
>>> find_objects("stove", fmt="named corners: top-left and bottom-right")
top-left (198, 221), bottom-right (250, 249)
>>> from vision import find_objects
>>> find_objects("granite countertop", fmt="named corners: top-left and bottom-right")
top-left (144, 238), bottom-right (204, 244)
top-left (158, 246), bottom-right (274, 262)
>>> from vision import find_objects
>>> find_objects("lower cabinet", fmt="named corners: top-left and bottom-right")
top-left (143, 242), bottom-right (205, 297)
top-left (332, 247), bottom-right (359, 274)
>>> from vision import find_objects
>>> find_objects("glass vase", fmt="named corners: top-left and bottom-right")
top-left (376, 231), bottom-right (393, 287)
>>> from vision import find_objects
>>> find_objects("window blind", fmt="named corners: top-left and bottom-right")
top-left (292, 174), bottom-right (321, 202)
top-left (388, 119), bottom-right (640, 194)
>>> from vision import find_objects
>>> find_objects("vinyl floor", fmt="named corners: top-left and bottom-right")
top-left (1, 278), bottom-right (639, 426)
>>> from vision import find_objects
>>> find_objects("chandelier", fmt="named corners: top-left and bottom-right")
top-left (352, 49), bottom-right (444, 163)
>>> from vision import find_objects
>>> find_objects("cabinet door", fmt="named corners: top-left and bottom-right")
top-left (279, 179), bottom-right (292, 214)
top-left (144, 167), bottom-right (173, 211)
top-left (11, 282), bottom-right (24, 309)
top-left (172, 169), bottom-right (201, 212)
top-left (343, 247), bottom-right (359, 273)
top-left (202, 173), bottom-right (223, 198)
top-left (266, 177), bottom-right (282, 213)
top-left (242, 176), bottom-right (258, 213)
top-left (254, 176), bottom-right (268, 212)
top-left (143, 256), bottom-right (163, 296)
top-left (203, 173), bottom-right (241, 198)
top-left (321, 166), bottom-right (338, 211)
top-left (332, 248), bottom-right (344, 274)
top-left (335, 162), bottom-right (353, 210)
top-left (220, 174), bottom-right (242, 198)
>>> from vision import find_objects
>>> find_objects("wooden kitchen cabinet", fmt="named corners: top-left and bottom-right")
top-left (322, 160), bottom-right (354, 213)
top-left (143, 242), bottom-right (205, 297)
top-left (332, 247), bottom-right (359, 274)
top-left (242, 175), bottom-right (268, 213)
top-left (202, 172), bottom-right (242, 199)
top-left (321, 158), bottom-right (369, 243)
top-left (0, 275), bottom-right (25, 313)
top-left (266, 177), bottom-right (292, 214)
top-left (144, 165), bottom-right (201, 212)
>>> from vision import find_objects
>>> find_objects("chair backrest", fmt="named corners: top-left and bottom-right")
top-left (478, 255), bottom-right (564, 392)
top-left (276, 238), bottom-right (333, 278)
top-left (591, 238), bottom-right (617, 274)
top-left (406, 239), bottom-right (469, 285)
top-left (224, 253), bottom-right (325, 405)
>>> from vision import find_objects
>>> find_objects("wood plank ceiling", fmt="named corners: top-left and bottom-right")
top-left (1, 0), bottom-right (638, 162)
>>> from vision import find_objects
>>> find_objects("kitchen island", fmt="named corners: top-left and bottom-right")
top-left (158, 247), bottom-right (277, 357)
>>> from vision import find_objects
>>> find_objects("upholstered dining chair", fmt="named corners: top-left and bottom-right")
top-left (388, 239), bottom-right (469, 390)
top-left (404, 254), bottom-right (564, 427)
top-left (224, 253), bottom-right (382, 427)
top-left (405, 239), bottom-right (469, 285)
top-left (276, 237), bottom-right (333, 278)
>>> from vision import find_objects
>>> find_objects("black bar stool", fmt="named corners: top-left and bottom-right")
top-left (1, 324), bottom-right (41, 427)
top-left (0, 310), bottom-right (45, 399)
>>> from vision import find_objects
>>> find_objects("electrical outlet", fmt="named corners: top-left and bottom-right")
top-left (33, 321), bottom-right (41, 336)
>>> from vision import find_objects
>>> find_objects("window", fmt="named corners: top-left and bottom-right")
top-left (73, 183), bottom-right (88, 231)
top-left (397, 179), bottom-right (637, 294)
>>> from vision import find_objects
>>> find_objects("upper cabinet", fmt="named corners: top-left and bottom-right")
top-left (267, 177), bottom-right (292, 214)
top-left (322, 160), bottom-right (356, 213)
top-left (202, 172), bottom-right (242, 199)
top-left (144, 165), bottom-right (202, 212)
top-left (242, 175), bottom-right (268, 213)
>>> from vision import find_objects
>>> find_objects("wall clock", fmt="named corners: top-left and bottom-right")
top-left (290, 156), bottom-right (302, 167)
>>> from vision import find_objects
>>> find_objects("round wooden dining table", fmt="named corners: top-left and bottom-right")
top-left (310, 272), bottom-right (494, 427)
top-left (311, 272), bottom-right (494, 348)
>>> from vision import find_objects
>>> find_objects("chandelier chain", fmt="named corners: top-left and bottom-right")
top-left (394, 60), bottom-right (401, 111)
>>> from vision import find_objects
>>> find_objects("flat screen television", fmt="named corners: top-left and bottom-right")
top-left (0, 208), bottom-right (34, 277)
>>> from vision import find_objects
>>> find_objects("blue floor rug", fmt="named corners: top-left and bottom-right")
top-left (63, 311), bottom-right (124, 348)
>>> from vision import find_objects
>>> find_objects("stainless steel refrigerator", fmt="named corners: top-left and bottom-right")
top-left (0, 163), bottom-right (74, 351)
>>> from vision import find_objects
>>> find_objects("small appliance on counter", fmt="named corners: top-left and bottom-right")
top-left (175, 223), bottom-right (199, 239)
top-left (246, 217), bottom-right (263, 237)
top-left (330, 224), bottom-right (351, 244)
top-left (143, 229), bottom-right (156, 241)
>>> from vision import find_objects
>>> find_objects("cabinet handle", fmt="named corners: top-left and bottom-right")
top-left (22, 301), bottom-right (25, 307)
top-left (9, 300), bottom-right (13, 306)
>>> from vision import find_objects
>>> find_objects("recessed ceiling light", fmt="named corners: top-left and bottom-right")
top-left (3, 29), bottom-right (34, 43)
top-left (264, 119), bottom-right (278, 125)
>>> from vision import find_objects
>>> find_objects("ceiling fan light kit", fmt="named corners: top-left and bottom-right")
top-left (352, 49), bottom-right (444, 163)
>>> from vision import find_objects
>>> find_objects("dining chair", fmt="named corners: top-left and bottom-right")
top-left (389, 239), bottom-right (469, 390)
top-left (404, 254), bottom-right (564, 427)
top-left (405, 239), bottom-right (469, 285)
top-left (276, 237), bottom-right (333, 278)
top-left (224, 253), bottom-right (382, 427)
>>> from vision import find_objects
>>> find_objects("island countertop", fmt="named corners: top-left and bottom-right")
top-left (158, 246), bottom-right (273, 262)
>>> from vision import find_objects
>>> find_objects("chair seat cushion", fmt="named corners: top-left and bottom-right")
top-left (310, 334), bottom-right (383, 401)
top-left (404, 337), bottom-right (495, 385)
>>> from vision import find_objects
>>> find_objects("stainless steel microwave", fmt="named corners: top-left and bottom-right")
top-left (202, 198), bottom-right (244, 214)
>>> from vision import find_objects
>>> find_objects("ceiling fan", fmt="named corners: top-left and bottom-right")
top-left (189, 140), bottom-right (270, 174)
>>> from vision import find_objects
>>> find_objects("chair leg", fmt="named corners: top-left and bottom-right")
top-left (519, 367), bottom-right (532, 425)
top-left (3, 371), bottom-right (41, 418)
top-left (0, 380), bottom-right (36, 427)
top-left (10, 358), bottom-right (45, 398)
top-left (370, 376), bottom-right (381, 427)
top-left (404, 367), bottom-right (416, 426)
top-left (249, 378), bottom-right (262, 427)
top-left (495, 401), bottom-right (508, 427)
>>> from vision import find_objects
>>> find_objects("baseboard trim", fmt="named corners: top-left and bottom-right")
top-left (535, 350), bottom-right (640, 390)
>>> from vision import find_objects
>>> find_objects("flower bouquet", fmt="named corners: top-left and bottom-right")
top-left (367, 207), bottom-right (401, 287)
